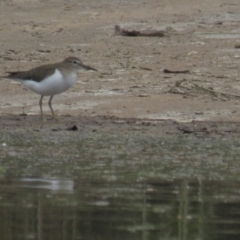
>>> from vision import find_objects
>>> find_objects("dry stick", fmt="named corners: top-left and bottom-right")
top-left (163, 69), bottom-right (190, 74)
top-left (114, 25), bottom-right (195, 37)
top-left (115, 25), bottom-right (165, 37)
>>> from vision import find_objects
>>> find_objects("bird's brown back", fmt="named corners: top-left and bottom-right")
top-left (5, 63), bottom-right (61, 82)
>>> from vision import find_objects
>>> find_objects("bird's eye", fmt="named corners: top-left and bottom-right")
top-left (73, 60), bottom-right (78, 64)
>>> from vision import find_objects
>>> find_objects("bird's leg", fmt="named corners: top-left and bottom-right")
top-left (48, 95), bottom-right (55, 120)
top-left (39, 95), bottom-right (44, 120)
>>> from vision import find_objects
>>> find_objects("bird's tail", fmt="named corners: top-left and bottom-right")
top-left (0, 72), bottom-right (23, 79)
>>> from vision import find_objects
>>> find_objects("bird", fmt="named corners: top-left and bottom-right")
top-left (2, 56), bottom-right (97, 120)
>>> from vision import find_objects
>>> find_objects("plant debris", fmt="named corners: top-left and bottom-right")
top-left (168, 79), bottom-right (240, 101)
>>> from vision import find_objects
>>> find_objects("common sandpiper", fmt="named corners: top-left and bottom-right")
top-left (2, 56), bottom-right (97, 120)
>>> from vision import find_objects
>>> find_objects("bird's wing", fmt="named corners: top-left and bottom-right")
top-left (3, 64), bottom-right (57, 82)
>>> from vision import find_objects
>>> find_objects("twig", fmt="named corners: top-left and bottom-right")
top-left (163, 69), bottom-right (190, 74)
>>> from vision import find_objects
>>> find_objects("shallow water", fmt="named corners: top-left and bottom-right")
top-left (1, 126), bottom-right (240, 239)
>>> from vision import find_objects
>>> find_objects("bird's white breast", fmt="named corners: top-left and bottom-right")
top-left (21, 69), bottom-right (77, 96)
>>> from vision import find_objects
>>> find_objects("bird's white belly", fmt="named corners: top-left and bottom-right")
top-left (22, 69), bottom-right (77, 96)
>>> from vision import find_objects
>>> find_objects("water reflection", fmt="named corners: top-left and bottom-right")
top-left (0, 178), bottom-right (240, 240)
top-left (20, 178), bottom-right (74, 193)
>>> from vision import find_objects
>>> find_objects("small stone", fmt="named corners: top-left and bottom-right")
top-left (235, 43), bottom-right (240, 49)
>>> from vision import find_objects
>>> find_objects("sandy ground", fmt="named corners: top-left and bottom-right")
top-left (1, 0), bottom-right (240, 123)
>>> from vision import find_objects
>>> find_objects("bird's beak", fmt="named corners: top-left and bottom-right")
top-left (81, 63), bottom-right (97, 71)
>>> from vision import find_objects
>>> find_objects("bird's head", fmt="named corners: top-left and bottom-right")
top-left (64, 57), bottom-right (97, 72)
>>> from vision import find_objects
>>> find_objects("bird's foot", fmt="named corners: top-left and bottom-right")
top-left (40, 115), bottom-right (47, 122)
top-left (52, 113), bottom-right (59, 121)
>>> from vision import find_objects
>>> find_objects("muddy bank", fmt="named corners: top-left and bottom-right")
top-left (0, 115), bottom-right (240, 182)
